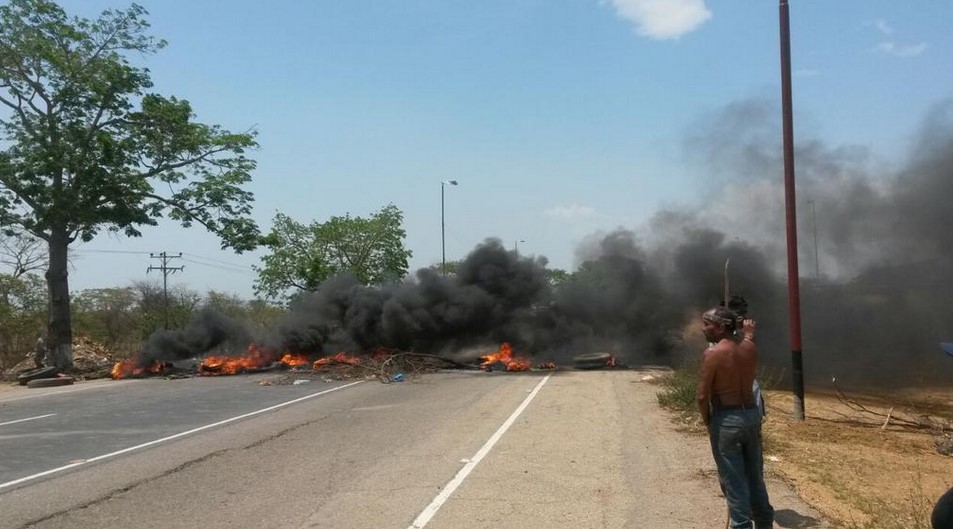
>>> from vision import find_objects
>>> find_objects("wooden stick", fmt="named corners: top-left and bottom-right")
top-left (724, 258), bottom-right (731, 304)
top-left (881, 407), bottom-right (894, 430)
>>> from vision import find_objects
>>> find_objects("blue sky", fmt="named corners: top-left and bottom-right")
top-left (54, 0), bottom-right (952, 299)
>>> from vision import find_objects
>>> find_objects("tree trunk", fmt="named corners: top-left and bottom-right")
top-left (45, 227), bottom-right (73, 369)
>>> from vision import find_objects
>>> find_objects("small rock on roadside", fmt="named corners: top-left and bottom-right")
top-left (936, 434), bottom-right (953, 456)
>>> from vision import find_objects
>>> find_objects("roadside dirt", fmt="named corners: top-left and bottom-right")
top-left (761, 387), bottom-right (953, 528)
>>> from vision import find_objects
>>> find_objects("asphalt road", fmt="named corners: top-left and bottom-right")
top-left (0, 370), bottom-right (831, 529)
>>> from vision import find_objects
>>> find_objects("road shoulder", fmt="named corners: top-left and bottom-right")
top-left (426, 369), bottom-right (833, 528)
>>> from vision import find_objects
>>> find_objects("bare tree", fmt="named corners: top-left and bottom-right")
top-left (0, 230), bottom-right (47, 278)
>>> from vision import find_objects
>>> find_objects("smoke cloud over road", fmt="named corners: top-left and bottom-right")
top-left (642, 97), bottom-right (953, 386)
top-left (139, 98), bottom-right (953, 388)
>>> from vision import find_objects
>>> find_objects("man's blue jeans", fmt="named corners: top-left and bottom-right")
top-left (709, 407), bottom-right (774, 529)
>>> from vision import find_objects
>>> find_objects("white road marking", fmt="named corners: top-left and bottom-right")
top-left (0, 381), bottom-right (132, 403)
top-left (0, 414), bottom-right (57, 427)
top-left (0, 380), bottom-right (364, 492)
top-left (351, 404), bottom-right (399, 412)
top-left (407, 374), bottom-right (551, 529)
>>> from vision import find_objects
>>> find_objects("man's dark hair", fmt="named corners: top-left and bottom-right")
top-left (723, 294), bottom-right (749, 323)
top-left (703, 306), bottom-right (737, 333)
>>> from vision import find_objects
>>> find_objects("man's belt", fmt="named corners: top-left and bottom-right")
top-left (712, 402), bottom-right (757, 412)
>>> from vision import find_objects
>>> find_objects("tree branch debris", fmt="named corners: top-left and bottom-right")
top-left (830, 378), bottom-right (952, 456)
top-left (258, 351), bottom-right (478, 386)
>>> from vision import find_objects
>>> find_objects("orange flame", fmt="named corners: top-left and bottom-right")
top-left (480, 343), bottom-right (531, 372)
top-left (200, 344), bottom-right (274, 376)
top-left (313, 352), bottom-right (362, 369)
top-left (279, 353), bottom-right (310, 368)
top-left (111, 359), bottom-right (164, 379)
top-left (370, 347), bottom-right (395, 361)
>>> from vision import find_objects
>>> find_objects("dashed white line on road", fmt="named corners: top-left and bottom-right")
top-left (0, 414), bottom-right (57, 427)
top-left (0, 380), bottom-right (364, 492)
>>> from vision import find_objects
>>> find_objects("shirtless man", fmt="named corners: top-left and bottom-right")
top-left (725, 295), bottom-right (765, 417)
top-left (697, 306), bottom-right (774, 529)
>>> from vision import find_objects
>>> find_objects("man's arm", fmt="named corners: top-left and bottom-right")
top-left (697, 348), bottom-right (716, 426)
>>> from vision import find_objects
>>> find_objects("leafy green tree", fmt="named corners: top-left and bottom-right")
top-left (201, 291), bottom-right (285, 329)
top-left (545, 267), bottom-right (571, 288)
top-left (71, 287), bottom-right (139, 352)
top-left (0, 1), bottom-right (260, 368)
top-left (71, 286), bottom-right (286, 358)
top-left (0, 272), bottom-right (46, 368)
top-left (426, 259), bottom-right (460, 275)
top-left (243, 299), bottom-right (287, 330)
top-left (132, 281), bottom-right (199, 334)
top-left (203, 290), bottom-right (248, 319)
top-left (256, 204), bottom-right (412, 301)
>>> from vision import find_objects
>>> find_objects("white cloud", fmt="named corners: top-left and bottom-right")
top-left (864, 20), bottom-right (926, 58)
top-left (544, 204), bottom-right (600, 222)
top-left (606, 0), bottom-right (712, 40)
top-left (875, 41), bottom-right (927, 58)
top-left (867, 19), bottom-right (894, 35)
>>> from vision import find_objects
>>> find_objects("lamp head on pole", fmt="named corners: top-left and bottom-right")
top-left (442, 179), bottom-right (458, 187)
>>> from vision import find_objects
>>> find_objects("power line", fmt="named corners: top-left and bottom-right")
top-left (75, 249), bottom-right (255, 271)
top-left (73, 249), bottom-right (153, 255)
top-left (181, 252), bottom-right (255, 269)
top-left (181, 258), bottom-right (253, 274)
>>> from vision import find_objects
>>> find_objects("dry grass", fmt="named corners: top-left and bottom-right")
top-left (762, 388), bottom-right (953, 528)
top-left (654, 369), bottom-right (953, 528)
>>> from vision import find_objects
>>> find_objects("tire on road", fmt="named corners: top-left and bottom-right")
top-left (17, 366), bottom-right (60, 385)
top-left (573, 352), bottom-right (612, 370)
top-left (26, 376), bottom-right (75, 388)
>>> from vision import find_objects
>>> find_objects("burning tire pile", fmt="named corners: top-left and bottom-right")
top-left (572, 352), bottom-right (616, 369)
top-left (111, 348), bottom-right (481, 383)
top-left (108, 341), bottom-right (623, 384)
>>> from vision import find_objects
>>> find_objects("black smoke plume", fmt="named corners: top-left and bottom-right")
top-left (655, 97), bottom-right (953, 387)
top-left (137, 310), bottom-right (251, 366)
top-left (136, 98), bottom-right (953, 388)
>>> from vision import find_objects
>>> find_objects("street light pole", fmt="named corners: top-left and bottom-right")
top-left (441, 180), bottom-right (458, 274)
top-left (514, 239), bottom-right (525, 254)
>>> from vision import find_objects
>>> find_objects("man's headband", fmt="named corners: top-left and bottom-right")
top-left (703, 310), bottom-right (734, 326)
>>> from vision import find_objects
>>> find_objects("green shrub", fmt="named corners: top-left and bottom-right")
top-left (657, 368), bottom-right (699, 412)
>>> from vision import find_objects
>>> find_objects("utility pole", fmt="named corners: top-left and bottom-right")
top-left (147, 252), bottom-right (184, 330)
top-left (779, 0), bottom-right (805, 421)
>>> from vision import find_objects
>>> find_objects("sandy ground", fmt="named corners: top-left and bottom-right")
top-left (761, 387), bottom-right (953, 528)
